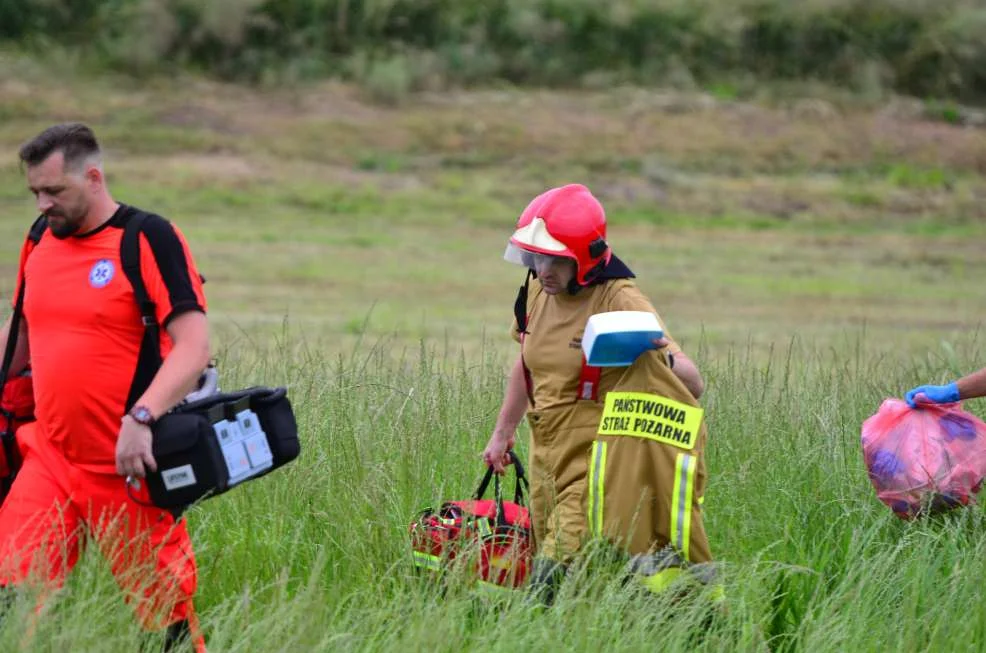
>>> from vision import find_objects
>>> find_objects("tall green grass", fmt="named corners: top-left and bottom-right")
top-left (2, 330), bottom-right (986, 651)
top-left (3, 0), bottom-right (986, 101)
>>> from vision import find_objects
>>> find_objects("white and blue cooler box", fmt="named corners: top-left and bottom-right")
top-left (581, 311), bottom-right (664, 367)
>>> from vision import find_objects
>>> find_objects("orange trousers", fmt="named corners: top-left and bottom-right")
top-left (0, 423), bottom-right (203, 650)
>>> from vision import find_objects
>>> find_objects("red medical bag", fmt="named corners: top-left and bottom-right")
top-left (409, 451), bottom-right (532, 590)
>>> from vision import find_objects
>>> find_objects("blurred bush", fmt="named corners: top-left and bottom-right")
top-left (2, 0), bottom-right (985, 101)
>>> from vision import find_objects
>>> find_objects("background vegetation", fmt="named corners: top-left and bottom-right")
top-left (2, 335), bottom-right (986, 652)
top-left (3, 0), bottom-right (986, 103)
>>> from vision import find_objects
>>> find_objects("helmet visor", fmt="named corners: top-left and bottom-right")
top-left (504, 243), bottom-right (572, 271)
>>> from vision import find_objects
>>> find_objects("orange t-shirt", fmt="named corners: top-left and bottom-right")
top-left (514, 278), bottom-right (680, 411)
top-left (18, 204), bottom-right (206, 473)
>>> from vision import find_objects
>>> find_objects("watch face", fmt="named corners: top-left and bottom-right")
top-left (132, 407), bottom-right (153, 424)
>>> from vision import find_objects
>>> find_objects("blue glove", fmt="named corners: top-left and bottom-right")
top-left (905, 382), bottom-right (960, 408)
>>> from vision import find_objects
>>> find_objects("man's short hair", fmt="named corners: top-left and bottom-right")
top-left (19, 123), bottom-right (101, 172)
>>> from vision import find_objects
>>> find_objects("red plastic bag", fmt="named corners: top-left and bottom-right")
top-left (861, 398), bottom-right (986, 519)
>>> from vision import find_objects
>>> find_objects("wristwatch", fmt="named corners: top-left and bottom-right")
top-left (128, 404), bottom-right (156, 426)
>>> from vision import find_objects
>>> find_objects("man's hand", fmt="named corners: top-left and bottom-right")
top-left (482, 432), bottom-right (515, 475)
top-left (905, 382), bottom-right (960, 408)
top-left (116, 416), bottom-right (157, 477)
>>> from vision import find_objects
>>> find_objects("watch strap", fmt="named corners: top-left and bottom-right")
top-left (128, 404), bottom-right (155, 426)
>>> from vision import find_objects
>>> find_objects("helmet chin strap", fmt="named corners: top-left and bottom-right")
top-left (514, 269), bottom-right (533, 334)
top-left (567, 257), bottom-right (608, 295)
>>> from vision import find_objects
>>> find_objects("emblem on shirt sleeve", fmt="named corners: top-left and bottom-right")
top-left (89, 259), bottom-right (116, 288)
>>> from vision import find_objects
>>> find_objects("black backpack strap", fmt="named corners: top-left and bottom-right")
top-left (27, 215), bottom-right (48, 245)
top-left (120, 212), bottom-right (163, 412)
top-left (1, 217), bottom-right (47, 494)
top-left (0, 286), bottom-right (27, 419)
top-left (0, 277), bottom-right (24, 493)
top-left (1, 217), bottom-right (48, 407)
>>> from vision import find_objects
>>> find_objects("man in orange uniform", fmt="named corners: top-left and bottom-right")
top-left (483, 184), bottom-right (716, 603)
top-left (0, 124), bottom-right (211, 650)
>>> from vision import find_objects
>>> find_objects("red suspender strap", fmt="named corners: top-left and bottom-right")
top-left (579, 355), bottom-right (601, 401)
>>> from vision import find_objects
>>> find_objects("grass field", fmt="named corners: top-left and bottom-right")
top-left (2, 54), bottom-right (986, 651)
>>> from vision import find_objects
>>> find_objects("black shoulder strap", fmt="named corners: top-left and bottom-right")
top-left (0, 288), bottom-right (27, 414)
top-left (27, 215), bottom-right (49, 245)
top-left (120, 212), bottom-right (163, 412)
top-left (1, 217), bottom-right (48, 409)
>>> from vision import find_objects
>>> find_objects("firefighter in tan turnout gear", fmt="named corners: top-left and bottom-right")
top-left (482, 184), bottom-right (714, 601)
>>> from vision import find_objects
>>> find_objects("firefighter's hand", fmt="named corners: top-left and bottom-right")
top-left (652, 336), bottom-right (676, 370)
top-left (482, 432), bottom-right (515, 475)
top-left (116, 416), bottom-right (158, 478)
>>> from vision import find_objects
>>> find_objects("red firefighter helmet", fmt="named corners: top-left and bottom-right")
top-left (504, 184), bottom-right (611, 286)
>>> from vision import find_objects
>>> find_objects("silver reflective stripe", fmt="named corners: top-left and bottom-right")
top-left (671, 453), bottom-right (695, 556)
top-left (588, 440), bottom-right (607, 537)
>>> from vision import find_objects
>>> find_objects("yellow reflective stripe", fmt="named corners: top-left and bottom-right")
top-left (587, 440), bottom-right (608, 538)
top-left (640, 566), bottom-right (683, 594)
top-left (641, 568), bottom-right (726, 603)
top-left (670, 453), bottom-right (696, 559)
top-left (598, 392), bottom-right (703, 450)
top-left (475, 519), bottom-right (492, 538)
top-left (412, 550), bottom-right (441, 571)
